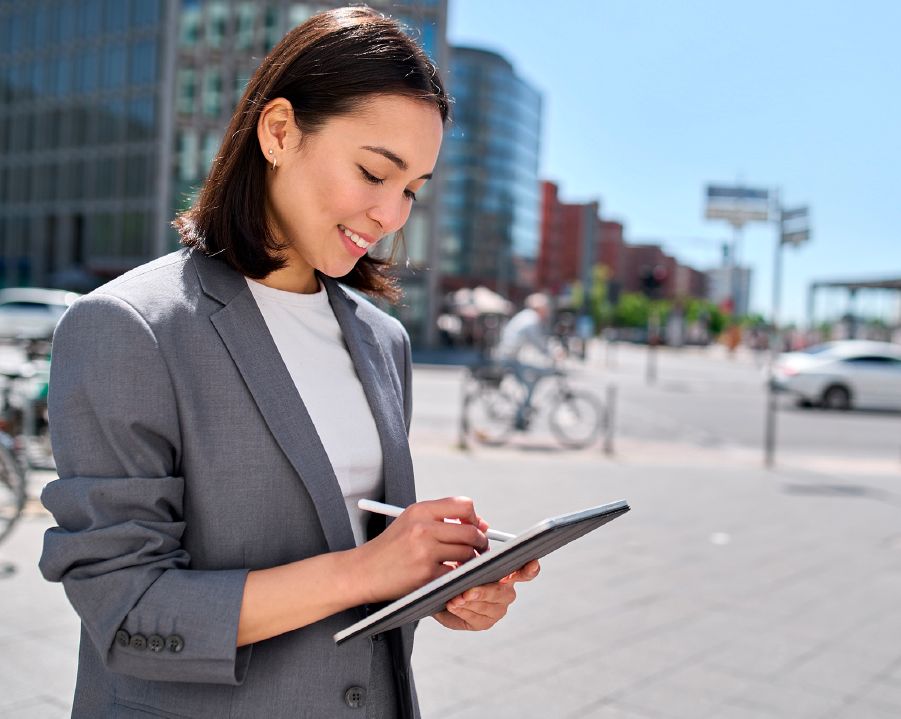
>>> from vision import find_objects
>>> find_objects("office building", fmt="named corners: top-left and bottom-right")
top-left (439, 46), bottom-right (541, 302)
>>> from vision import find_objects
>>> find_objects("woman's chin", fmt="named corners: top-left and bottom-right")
top-left (317, 258), bottom-right (361, 279)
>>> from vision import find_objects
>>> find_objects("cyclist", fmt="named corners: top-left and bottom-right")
top-left (494, 293), bottom-right (561, 428)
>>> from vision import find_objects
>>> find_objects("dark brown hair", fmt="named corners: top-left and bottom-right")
top-left (174, 6), bottom-right (449, 301)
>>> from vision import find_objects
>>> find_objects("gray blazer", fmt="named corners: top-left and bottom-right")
top-left (39, 249), bottom-right (421, 718)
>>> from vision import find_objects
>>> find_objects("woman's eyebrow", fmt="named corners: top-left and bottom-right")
top-left (361, 145), bottom-right (433, 180)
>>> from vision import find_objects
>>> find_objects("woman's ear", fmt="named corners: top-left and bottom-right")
top-left (256, 98), bottom-right (294, 165)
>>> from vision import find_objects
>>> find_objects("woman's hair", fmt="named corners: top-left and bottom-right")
top-left (174, 6), bottom-right (449, 301)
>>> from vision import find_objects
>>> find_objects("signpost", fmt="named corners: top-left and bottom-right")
top-left (764, 202), bottom-right (811, 467)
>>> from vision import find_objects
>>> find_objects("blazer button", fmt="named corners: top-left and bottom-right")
top-left (148, 634), bottom-right (165, 653)
top-left (115, 630), bottom-right (130, 648)
top-left (129, 634), bottom-right (147, 650)
top-left (344, 686), bottom-right (366, 709)
top-left (166, 635), bottom-right (185, 653)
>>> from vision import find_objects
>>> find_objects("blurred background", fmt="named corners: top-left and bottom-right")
top-left (0, 0), bottom-right (897, 350)
top-left (1, 2), bottom-right (900, 718)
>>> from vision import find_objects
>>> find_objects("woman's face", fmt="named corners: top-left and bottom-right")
top-left (261, 94), bottom-right (444, 291)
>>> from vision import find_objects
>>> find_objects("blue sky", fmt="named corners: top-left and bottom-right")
top-left (447, 1), bottom-right (901, 324)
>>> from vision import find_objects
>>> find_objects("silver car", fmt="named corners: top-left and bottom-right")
top-left (772, 340), bottom-right (901, 410)
top-left (0, 288), bottom-right (80, 340)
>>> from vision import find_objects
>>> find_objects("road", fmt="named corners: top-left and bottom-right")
top-left (411, 340), bottom-right (901, 467)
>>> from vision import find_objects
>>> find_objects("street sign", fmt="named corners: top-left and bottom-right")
top-left (705, 184), bottom-right (771, 225)
top-left (782, 230), bottom-right (810, 246)
top-left (781, 206), bottom-right (810, 246)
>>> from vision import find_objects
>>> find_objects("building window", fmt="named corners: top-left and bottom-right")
top-left (403, 212), bottom-right (429, 265)
top-left (132, 0), bottom-right (161, 28)
top-left (129, 39), bottom-right (157, 86)
top-left (125, 153), bottom-right (151, 199)
top-left (99, 97), bottom-right (126, 143)
top-left (178, 129), bottom-right (199, 181)
top-left (87, 213), bottom-right (116, 257)
top-left (127, 95), bottom-right (155, 140)
top-left (206, 2), bottom-right (228, 48)
top-left (180, 0), bottom-right (201, 46)
top-left (177, 68), bottom-right (196, 115)
top-left (122, 212), bottom-right (148, 256)
top-left (236, 3), bottom-right (256, 50)
top-left (264, 7), bottom-right (281, 50)
top-left (81, 0), bottom-right (103, 37)
top-left (234, 72), bottom-right (248, 105)
top-left (202, 131), bottom-right (220, 173)
top-left (202, 69), bottom-right (222, 117)
top-left (102, 43), bottom-right (127, 89)
top-left (93, 157), bottom-right (118, 199)
top-left (104, 0), bottom-right (129, 34)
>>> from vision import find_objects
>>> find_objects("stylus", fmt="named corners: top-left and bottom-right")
top-left (358, 499), bottom-right (515, 542)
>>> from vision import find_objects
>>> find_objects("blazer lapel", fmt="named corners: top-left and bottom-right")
top-left (191, 252), bottom-right (357, 553)
top-left (323, 278), bottom-right (416, 512)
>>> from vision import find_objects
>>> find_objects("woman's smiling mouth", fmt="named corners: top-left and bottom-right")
top-left (338, 224), bottom-right (373, 249)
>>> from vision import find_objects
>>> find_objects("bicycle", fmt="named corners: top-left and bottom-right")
top-left (462, 360), bottom-right (604, 449)
top-left (0, 337), bottom-right (53, 546)
top-left (0, 389), bottom-right (26, 547)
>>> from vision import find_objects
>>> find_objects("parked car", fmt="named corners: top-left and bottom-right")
top-left (772, 340), bottom-right (901, 410)
top-left (0, 288), bottom-right (80, 340)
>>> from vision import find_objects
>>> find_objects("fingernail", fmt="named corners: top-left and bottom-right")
top-left (469, 590), bottom-right (480, 601)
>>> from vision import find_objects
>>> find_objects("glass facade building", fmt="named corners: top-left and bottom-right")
top-left (440, 46), bottom-right (541, 300)
top-left (0, 0), bottom-right (447, 344)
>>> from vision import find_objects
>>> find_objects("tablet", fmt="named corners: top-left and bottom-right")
top-left (334, 499), bottom-right (630, 645)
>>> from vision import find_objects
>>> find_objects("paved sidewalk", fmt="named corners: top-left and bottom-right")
top-left (2, 442), bottom-right (901, 718)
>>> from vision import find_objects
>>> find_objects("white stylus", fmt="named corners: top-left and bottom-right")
top-left (358, 499), bottom-right (515, 542)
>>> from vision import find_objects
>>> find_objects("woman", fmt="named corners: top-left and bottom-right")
top-left (39, 7), bottom-right (538, 719)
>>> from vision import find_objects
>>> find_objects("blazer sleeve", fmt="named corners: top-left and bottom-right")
top-left (39, 293), bottom-right (252, 685)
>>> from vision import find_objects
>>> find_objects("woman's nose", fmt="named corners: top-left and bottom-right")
top-left (367, 196), bottom-right (410, 235)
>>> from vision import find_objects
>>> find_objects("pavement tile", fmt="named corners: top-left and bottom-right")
top-left (783, 644), bottom-right (898, 696)
top-left (852, 678), bottom-right (901, 711)
top-left (0, 697), bottom-right (70, 719)
top-left (701, 633), bottom-right (826, 680)
top-left (825, 698), bottom-right (901, 719)
top-left (728, 679), bottom-right (848, 718)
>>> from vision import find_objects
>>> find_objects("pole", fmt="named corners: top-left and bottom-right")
top-left (602, 384), bottom-right (617, 455)
top-left (764, 191), bottom-right (783, 468)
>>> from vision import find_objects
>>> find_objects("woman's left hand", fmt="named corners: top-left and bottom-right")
top-left (433, 560), bottom-right (540, 631)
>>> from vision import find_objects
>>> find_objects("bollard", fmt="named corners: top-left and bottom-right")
top-left (602, 384), bottom-right (617, 456)
top-left (458, 373), bottom-right (471, 451)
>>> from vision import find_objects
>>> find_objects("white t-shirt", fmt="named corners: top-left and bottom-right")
top-left (246, 277), bottom-right (383, 546)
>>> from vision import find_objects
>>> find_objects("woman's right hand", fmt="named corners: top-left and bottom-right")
top-left (352, 497), bottom-right (490, 604)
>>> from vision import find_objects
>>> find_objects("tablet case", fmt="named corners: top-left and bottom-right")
top-left (334, 499), bottom-right (630, 644)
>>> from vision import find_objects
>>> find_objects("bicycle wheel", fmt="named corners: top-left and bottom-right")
top-left (0, 438), bottom-right (26, 545)
top-left (548, 390), bottom-right (603, 449)
top-left (465, 385), bottom-right (518, 446)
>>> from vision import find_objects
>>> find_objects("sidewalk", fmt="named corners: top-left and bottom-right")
top-left (2, 441), bottom-right (900, 718)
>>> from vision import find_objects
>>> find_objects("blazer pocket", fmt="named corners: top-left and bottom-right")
top-left (114, 699), bottom-right (192, 719)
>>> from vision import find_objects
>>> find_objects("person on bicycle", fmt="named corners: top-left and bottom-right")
top-left (494, 293), bottom-right (561, 428)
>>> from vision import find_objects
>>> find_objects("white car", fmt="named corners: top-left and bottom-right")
top-left (0, 288), bottom-right (80, 340)
top-left (772, 340), bottom-right (901, 410)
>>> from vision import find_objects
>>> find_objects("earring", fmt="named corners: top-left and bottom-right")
top-left (268, 148), bottom-right (277, 170)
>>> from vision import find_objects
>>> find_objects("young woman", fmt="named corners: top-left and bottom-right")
top-left (39, 7), bottom-right (538, 719)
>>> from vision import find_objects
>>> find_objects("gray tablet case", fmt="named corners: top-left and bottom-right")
top-left (334, 499), bottom-right (630, 645)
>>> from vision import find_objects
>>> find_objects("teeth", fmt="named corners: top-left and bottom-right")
top-left (339, 225), bottom-right (370, 249)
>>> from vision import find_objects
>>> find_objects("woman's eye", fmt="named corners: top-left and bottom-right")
top-left (404, 189), bottom-right (417, 202)
top-left (359, 166), bottom-right (384, 185)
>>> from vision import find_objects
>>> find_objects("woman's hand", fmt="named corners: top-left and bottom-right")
top-left (433, 559), bottom-right (540, 631)
top-left (352, 497), bottom-right (490, 604)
